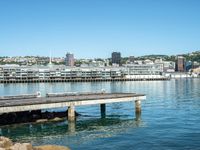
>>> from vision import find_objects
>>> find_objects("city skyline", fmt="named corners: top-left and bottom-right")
top-left (0, 49), bottom-right (199, 59)
top-left (1, 0), bottom-right (200, 58)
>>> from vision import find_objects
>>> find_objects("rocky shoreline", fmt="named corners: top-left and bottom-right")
top-left (0, 136), bottom-right (70, 150)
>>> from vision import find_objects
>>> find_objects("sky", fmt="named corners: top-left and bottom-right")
top-left (0, 0), bottom-right (200, 58)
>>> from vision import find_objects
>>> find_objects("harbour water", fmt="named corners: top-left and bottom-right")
top-left (0, 79), bottom-right (200, 150)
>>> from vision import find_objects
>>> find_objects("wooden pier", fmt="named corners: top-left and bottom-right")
top-left (0, 92), bottom-right (146, 122)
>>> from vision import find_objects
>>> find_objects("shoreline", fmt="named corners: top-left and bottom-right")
top-left (0, 136), bottom-right (70, 150)
top-left (1, 77), bottom-right (200, 84)
top-left (0, 77), bottom-right (169, 84)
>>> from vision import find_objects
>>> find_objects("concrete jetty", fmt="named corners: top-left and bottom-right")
top-left (0, 92), bottom-right (146, 122)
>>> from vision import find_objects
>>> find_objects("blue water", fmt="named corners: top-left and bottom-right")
top-left (0, 79), bottom-right (200, 150)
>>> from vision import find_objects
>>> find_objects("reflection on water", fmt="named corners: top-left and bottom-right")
top-left (1, 116), bottom-right (144, 146)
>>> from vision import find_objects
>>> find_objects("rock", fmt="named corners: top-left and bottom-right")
top-left (41, 112), bottom-right (54, 120)
top-left (16, 111), bottom-right (31, 123)
top-left (0, 137), bottom-right (70, 150)
top-left (31, 110), bottom-right (42, 121)
top-left (9, 143), bottom-right (33, 150)
top-left (36, 119), bottom-right (48, 123)
top-left (23, 143), bottom-right (33, 150)
top-left (0, 136), bottom-right (13, 148)
top-left (34, 145), bottom-right (70, 150)
top-left (50, 117), bottom-right (63, 122)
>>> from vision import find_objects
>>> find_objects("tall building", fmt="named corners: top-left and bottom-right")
top-left (176, 56), bottom-right (186, 72)
top-left (185, 61), bottom-right (192, 72)
top-left (129, 56), bottom-right (135, 63)
top-left (193, 61), bottom-right (200, 69)
top-left (65, 53), bottom-right (75, 66)
top-left (111, 52), bottom-right (121, 65)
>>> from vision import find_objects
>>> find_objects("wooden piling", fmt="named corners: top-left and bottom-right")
top-left (100, 104), bottom-right (106, 118)
top-left (68, 105), bottom-right (75, 121)
top-left (68, 121), bottom-right (76, 134)
top-left (135, 100), bottom-right (141, 114)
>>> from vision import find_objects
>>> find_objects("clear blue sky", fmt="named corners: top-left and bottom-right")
top-left (0, 0), bottom-right (200, 58)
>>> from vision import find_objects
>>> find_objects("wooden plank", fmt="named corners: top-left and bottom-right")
top-left (0, 93), bottom-right (144, 107)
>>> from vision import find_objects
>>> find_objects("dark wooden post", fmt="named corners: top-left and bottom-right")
top-left (100, 104), bottom-right (106, 118)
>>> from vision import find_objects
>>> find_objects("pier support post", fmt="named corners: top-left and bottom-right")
top-left (68, 105), bottom-right (75, 121)
top-left (100, 104), bottom-right (106, 118)
top-left (135, 110), bottom-right (141, 121)
top-left (135, 100), bottom-right (141, 114)
top-left (68, 121), bottom-right (76, 134)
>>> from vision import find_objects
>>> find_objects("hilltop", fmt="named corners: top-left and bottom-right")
top-left (135, 51), bottom-right (200, 62)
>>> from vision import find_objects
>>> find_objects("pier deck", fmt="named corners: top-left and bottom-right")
top-left (0, 93), bottom-right (146, 121)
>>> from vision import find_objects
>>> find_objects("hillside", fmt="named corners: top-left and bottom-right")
top-left (135, 51), bottom-right (200, 62)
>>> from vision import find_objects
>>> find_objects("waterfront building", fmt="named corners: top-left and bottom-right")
top-left (161, 61), bottom-right (175, 72)
top-left (111, 52), bottom-right (121, 65)
top-left (154, 59), bottom-right (175, 72)
top-left (144, 59), bottom-right (154, 64)
top-left (0, 67), bottom-right (3, 79)
top-left (0, 63), bottom-right (165, 81)
top-left (176, 56), bottom-right (186, 72)
top-left (192, 67), bottom-right (200, 75)
top-left (125, 63), bottom-right (164, 79)
top-left (65, 53), bottom-right (75, 67)
top-left (185, 61), bottom-right (193, 72)
top-left (125, 63), bottom-right (163, 75)
top-left (154, 58), bottom-right (163, 63)
top-left (164, 72), bottom-right (192, 78)
top-left (105, 59), bottom-right (110, 67)
top-left (101, 68), bottom-right (111, 78)
top-left (134, 60), bottom-right (143, 65)
top-left (193, 61), bottom-right (200, 69)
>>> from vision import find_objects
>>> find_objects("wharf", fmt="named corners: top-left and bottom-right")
top-left (0, 77), bottom-right (169, 84)
top-left (0, 92), bottom-right (146, 121)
